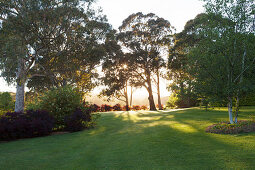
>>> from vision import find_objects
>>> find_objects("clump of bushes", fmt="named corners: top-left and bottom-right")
top-left (122, 105), bottom-right (130, 111)
top-left (206, 121), bottom-right (255, 134)
top-left (89, 104), bottom-right (100, 112)
top-left (113, 104), bottom-right (122, 111)
top-left (132, 105), bottom-right (141, 111)
top-left (141, 105), bottom-right (147, 110)
top-left (64, 108), bottom-right (92, 132)
top-left (0, 110), bottom-right (54, 141)
top-left (39, 86), bottom-right (83, 128)
top-left (101, 104), bottom-right (112, 112)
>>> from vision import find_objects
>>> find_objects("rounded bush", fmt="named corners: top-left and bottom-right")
top-left (38, 86), bottom-right (83, 128)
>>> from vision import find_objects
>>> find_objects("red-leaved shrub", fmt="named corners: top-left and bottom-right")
top-left (0, 110), bottom-right (54, 141)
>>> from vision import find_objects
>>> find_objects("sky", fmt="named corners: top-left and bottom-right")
top-left (0, 0), bottom-right (205, 100)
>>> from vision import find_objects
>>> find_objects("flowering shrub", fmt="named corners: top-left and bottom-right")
top-left (206, 121), bottom-right (255, 134)
top-left (0, 110), bottom-right (54, 141)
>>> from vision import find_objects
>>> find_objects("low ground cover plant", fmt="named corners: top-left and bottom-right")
top-left (206, 120), bottom-right (255, 134)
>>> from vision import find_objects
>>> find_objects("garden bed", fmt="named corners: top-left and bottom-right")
top-left (206, 120), bottom-right (255, 134)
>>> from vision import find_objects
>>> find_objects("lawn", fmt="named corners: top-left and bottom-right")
top-left (0, 107), bottom-right (255, 169)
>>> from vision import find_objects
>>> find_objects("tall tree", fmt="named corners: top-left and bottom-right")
top-left (0, 0), bottom-right (110, 112)
top-left (118, 12), bottom-right (174, 110)
top-left (101, 32), bottom-right (131, 109)
top-left (188, 0), bottom-right (255, 123)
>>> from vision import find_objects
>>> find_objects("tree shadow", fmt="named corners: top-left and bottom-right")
top-left (0, 109), bottom-right (254, 169)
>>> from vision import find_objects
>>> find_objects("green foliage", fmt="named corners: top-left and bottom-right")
top-left (166, 93), bottom-right (178, 108)
top-left (167, 92), bottom-right (198, 108)
top-left (34, 86), bottom-right (83, 128)
top-left (0, 0), bottom-right (111, 112)
top-left (240, 93), bottom-right (255, 106)
top-left (0, 92), bottom-right (14, 111)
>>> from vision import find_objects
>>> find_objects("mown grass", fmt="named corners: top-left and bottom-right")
top-left (0, 107), bottom-right (255, 169)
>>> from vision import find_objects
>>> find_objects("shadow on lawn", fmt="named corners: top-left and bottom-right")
top-left (0, 109), bottom-right (254, 169)
top-left (100, 109), bottom-right (255, 169)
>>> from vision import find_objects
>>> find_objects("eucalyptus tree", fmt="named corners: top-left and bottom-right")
top-left (100, 31), bottom-right (131, 109)
top-left (118, 12), bottom-right (174, 110)
top-left (188, 0), bottom-right (255, 123)
top-left (0, 0), bottom-right (110, 112)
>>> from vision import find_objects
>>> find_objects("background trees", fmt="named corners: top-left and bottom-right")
top-left (0, 0), bottom-right (111, 111)
top-left (181, 0), bottom-right (255, 123)
top-left (118, 12), bottom-right (174, 110)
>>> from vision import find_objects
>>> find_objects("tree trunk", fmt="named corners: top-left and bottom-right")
top-left (124, 80), bottom-right (129, 111)
top-left (15, 83), bottom-right (25, 112)
top-left (228, 97), bottom-right (234, 124)
top-left (15, 58), bottom-right (26, 112)
top-left (234, 95), bottom-right (239, 123)
top-left (130, 86), bottom-right (133, 107)
top-left (147, 78), bottom-right (157, 111)
top-left (157, 70), bottom-right (163, 110)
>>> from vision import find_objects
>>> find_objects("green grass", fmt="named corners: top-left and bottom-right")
top-left (0, 107), bottom-right (255, 169)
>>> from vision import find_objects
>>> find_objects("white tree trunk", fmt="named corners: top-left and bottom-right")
top-left (15, 83), bottom-right (25, 112)
top-left (228, 98), bottom-right (234, 124)
top-left (15, 58), bottom-right (26, 112)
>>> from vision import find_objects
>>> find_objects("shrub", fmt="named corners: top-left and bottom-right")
top-left (64, 108), bottom-right (92, 132)
top-left (132, 105), bottom-right (141, 110)
top-left (0, 110), bottom-right (54, 141)
top-left (101, 104), bottom-right (112, 112)
top-left (122, 105), bottom-right (130, 111)
top-left (38, 86), bottom-right (83, 128)
top-left (141, 105), bottom-right (147, 110)
top-left (89, 104), bottom-right (100, 112)
top-left (113, 104), bottom-right (122, 111)
top-left (206, 121), bottom-right (255, 134)
top-left (167, 92), bottom-right (198, 108)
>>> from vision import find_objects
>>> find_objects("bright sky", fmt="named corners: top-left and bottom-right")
top-left (0, 0), bottom-right (205, 99)
top-left (96, 0), bottom-right (205, 32)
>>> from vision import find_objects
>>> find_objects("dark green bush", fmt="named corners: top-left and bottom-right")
top-left (37, 86), bottom-right (83, 128)
top-left (240, 93), bottom-right (255, 106)
top-left (206, 121), bottom-right (255, 134)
